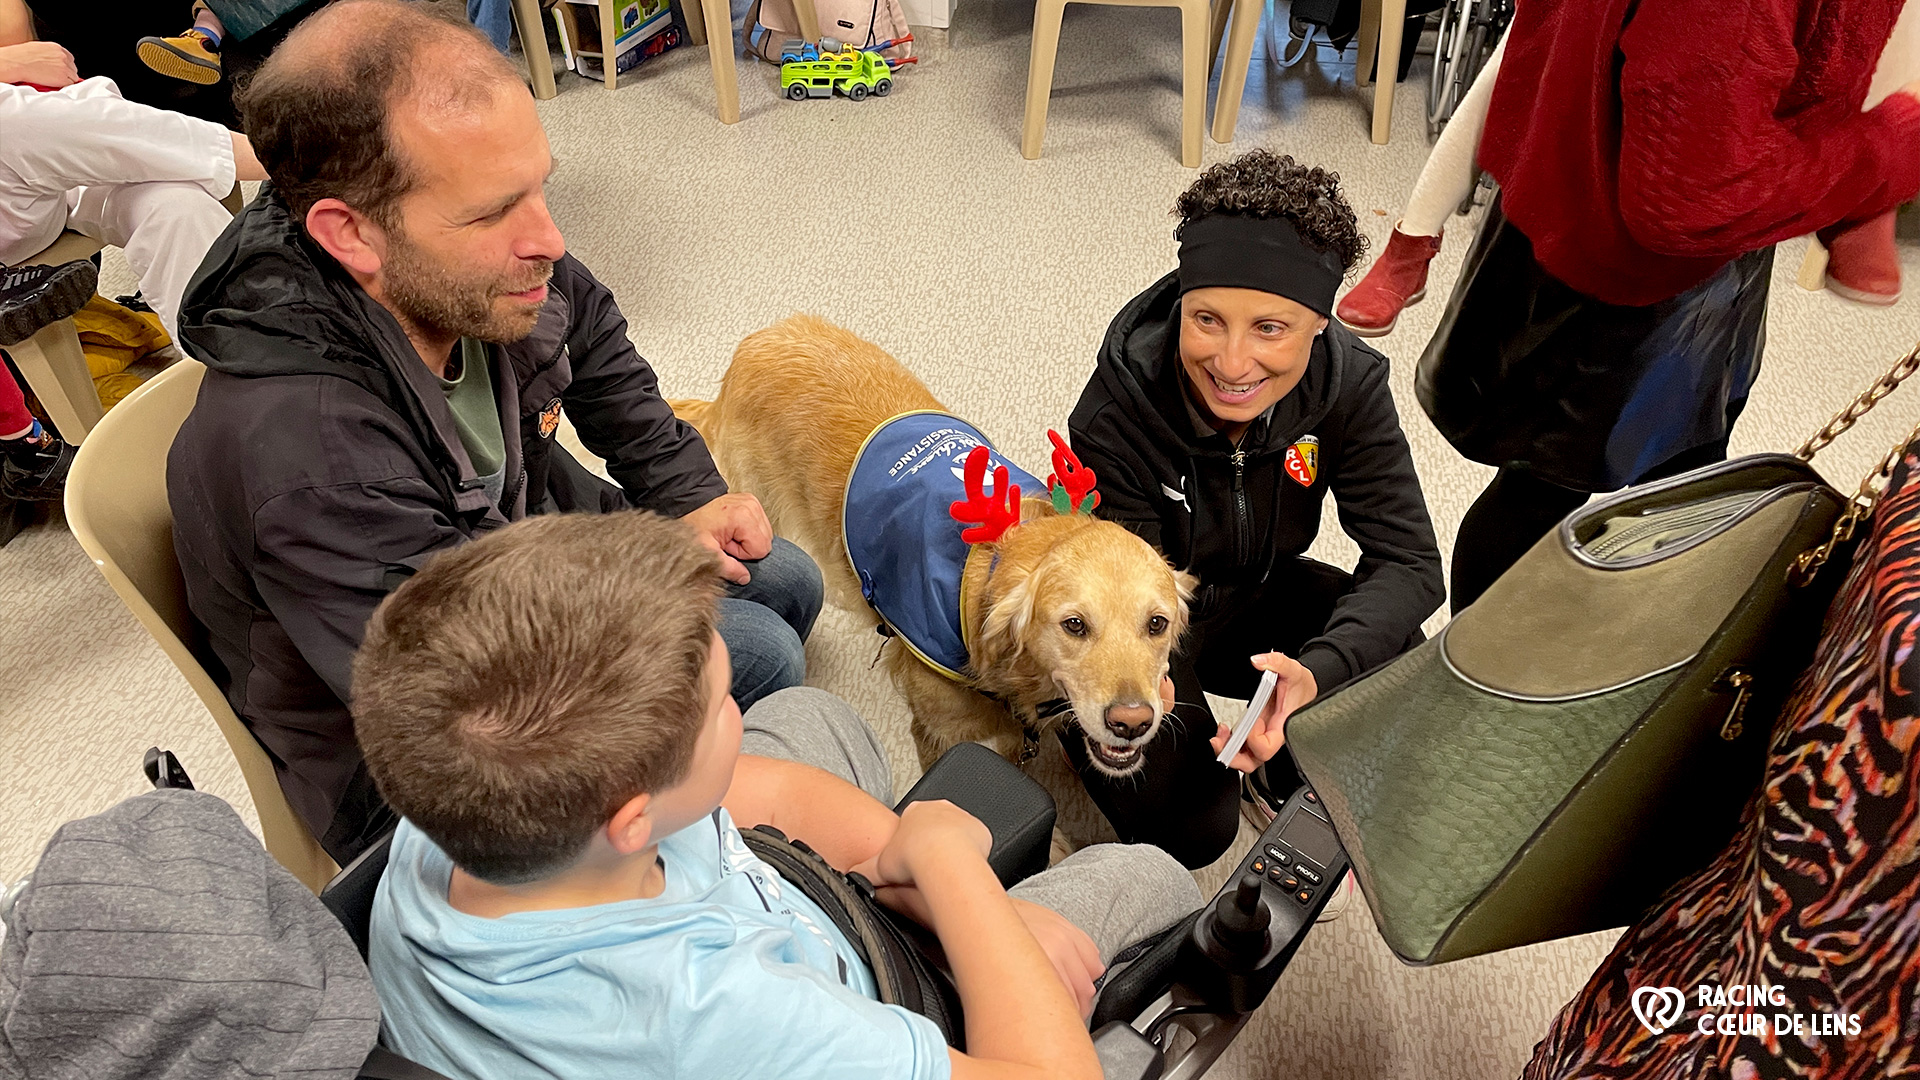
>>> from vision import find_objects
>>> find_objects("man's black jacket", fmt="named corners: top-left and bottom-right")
top-left (1068, 271), bottom-right (1445, 693)
top-left (167, 191), bottom-right (726, 859)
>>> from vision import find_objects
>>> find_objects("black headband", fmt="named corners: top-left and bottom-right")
top-left (1176, 213), bottom-right (1345, 317)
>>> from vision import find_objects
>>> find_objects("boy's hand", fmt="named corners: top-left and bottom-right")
top-left (851, 799), bottom-right (992, 887)
top-left (1010, 899), bottom-right (1104, 1020)
top-left (1209, 652), bottom-right (1317, 774)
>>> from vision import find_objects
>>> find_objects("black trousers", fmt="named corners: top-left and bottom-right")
top-left (1059, 558), bottom-right (1356, 869)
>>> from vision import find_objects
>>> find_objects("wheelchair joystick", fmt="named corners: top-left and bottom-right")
top-left (1202, 873), bottom-right (1271, 964)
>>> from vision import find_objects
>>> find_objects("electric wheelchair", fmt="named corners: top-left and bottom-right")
top-left (147, 743), bottom-right (1348, 1080)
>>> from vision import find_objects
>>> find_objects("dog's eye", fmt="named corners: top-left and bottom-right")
top-left (1060, 616), bottom-right (1087, 637)
top-left (1146, 615), bottom-right (1169, 636)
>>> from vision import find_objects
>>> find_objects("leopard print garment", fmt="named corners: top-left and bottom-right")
top-left (1522, 443), bottom-right (1920, 1080)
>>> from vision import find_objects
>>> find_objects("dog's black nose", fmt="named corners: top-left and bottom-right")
top-left (1104, 703), bottom-right (1156, 741)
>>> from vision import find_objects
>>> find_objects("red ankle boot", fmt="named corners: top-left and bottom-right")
top-left (1336, 226), bottom-right (1444, 337)
top-left (1823, 210), bottom-right (1901, 307)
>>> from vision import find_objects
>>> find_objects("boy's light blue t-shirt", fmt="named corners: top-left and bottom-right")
top-left (369, 811), bottom-right (952, 1080)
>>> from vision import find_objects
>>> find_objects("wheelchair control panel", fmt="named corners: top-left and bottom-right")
top-left (1093, 783), bottom-right (1352, 1080)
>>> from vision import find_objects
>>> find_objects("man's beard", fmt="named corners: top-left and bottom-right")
top-left (382, 228), bottom-right (553, 345)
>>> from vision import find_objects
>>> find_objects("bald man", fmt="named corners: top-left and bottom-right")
top-left (167, 0), bottom-right (822, 862)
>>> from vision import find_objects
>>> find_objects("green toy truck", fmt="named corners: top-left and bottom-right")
top-left (780, 49), bottom-right (893, 101)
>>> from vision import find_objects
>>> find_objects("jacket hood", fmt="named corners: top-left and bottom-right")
top-left (1092, 270), bottom-right (1345, 460)
top-left (179, 188), bottom-right (430, 411)
top-left (177, 187), bottom-right (463, 478)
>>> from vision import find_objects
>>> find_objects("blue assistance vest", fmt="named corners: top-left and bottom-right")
top-left (843, 412), bottom-right (1043, 681)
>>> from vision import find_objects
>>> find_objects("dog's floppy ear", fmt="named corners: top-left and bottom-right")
top-left (978, 561), bottom-right (1049, 670)
top-left (1170, 565), bottom-right (1198, 639)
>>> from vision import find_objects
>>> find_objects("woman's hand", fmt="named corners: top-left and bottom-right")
top-left (0, 41), bottom-right (79, 88)
top-left (1209, 652), bottom-right (1317, 774)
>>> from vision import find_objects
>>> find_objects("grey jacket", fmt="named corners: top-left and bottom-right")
top-left (0, 789), bottom-right (379, 1080)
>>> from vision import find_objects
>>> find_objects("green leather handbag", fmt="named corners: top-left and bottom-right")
top-left (1285, 353), bottom-right (1918, 965)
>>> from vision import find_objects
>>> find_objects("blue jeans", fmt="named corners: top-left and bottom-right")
top-left (718, 537), bottom-right (822, 710)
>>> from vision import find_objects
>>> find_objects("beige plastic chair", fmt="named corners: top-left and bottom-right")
top-left (64, 359), bottom-right (339, 893)
top-left (1353, 0), bottom-right (1410, 144)
top-left (1021, 0), bottom-right (1239, 167)
top-left (1212, 0), bottom-right (1408, 146)
top-left (9, 232), bottom-right (109, 445)
top-left (517, 0), bottom-right (747, 125)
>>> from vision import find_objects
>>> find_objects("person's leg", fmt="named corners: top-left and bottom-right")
top-left (138, 3), bottom-right (225, 86)
top-left (718, 537), bottom-right (822, 710)
top-left (1450, 466), bottom-right (1590, 613)
top-left (739, 685), bottom-right (894, 805)
top-left (727, 536), bottom-right (823, 644)
top-left (1008, 842), bottom-right (1202, 964)
top-left (65, 181), bottom-right (231, 344)
top-left (1399, 30), bottom-right (1505, 238)
top-left (1336, 32), bottom-right (1507, 336)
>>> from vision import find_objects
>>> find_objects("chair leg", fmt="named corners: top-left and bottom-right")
top-left (1355, 0), bottom-right (1379, 89)
top-left (1798, 237), bottom-right (1829, 291)
top-left (510, 0), bottom-right (557, 99)
top-left (1370, 0), bottom-right (1406, 144)
top-left (683, 0), bottom-right (707, 45)
top-left (1021, 0), bottom-right (1069, 160)
top-left (8, 321), bottom-right (103, 445)
top-left (701, 0), bottom-right (741, 123)
top-left (1206, 0), bottom-right (1232, 76)
top-left (1210, 0), bottom-right (1259, 145)
top-left (1179, 0), bottom-right (1208, 166)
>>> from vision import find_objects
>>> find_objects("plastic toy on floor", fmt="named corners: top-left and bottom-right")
top-left (780, 46), bottom-right (894, 100)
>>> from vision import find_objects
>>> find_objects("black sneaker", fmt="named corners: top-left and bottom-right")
top-left (1, 422), bottom-right (76, 502)
top-left (0, 260), bottom-right (98, 346)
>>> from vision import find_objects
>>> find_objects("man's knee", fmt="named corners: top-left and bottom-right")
top-left (718, 597), bottom-right (806, 710)
top-left (739, 687), bottom-right (893, 804)
top-left (728, 537), bottom-right (822, 641)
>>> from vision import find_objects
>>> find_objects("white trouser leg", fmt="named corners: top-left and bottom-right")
top-left (64, 181), bottom-right (232, 344)
top-left (1400, 30), bottom-right (1508, 238)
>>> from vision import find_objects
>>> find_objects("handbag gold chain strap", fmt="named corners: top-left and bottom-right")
top-left (1789, 341), bottom-right (1920, 585)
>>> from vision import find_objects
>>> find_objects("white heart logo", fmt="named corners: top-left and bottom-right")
top-left (1630, 986), bottom-right (1688, 1034)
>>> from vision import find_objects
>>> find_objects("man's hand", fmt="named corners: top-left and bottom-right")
top-left (1209, 652), bottom-right (1317, 774)
top-left (681, 492), bottom-right (772, 585)
top-left (850, 799), bottom-right (992, 888)
top-left (1010, 898), bottom-right (1104, 1021)
top-left (0, 41), bottom-right (79, 88)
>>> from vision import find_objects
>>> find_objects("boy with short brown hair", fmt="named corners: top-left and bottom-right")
top-left (354, 510), bottom-right (1199, 1080)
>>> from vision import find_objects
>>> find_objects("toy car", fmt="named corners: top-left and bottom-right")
top-left (777, 38), bottom-right (819, 63)
top-left (780, 49), bottom-right (893, 100)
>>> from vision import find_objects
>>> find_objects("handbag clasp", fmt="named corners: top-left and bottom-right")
top-left (1714, 668), bottom-right (1754, 741)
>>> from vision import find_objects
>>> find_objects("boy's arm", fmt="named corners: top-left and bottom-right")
top-left (870, 802), bottom-right (1102, 1080)
top-left (722, 755), bottom-right (898, 872)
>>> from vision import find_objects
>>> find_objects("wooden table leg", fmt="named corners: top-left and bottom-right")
top-left (510, 0), bottom-right (557, 99)
top-left (1370, 0), bottom-right (1405, 144)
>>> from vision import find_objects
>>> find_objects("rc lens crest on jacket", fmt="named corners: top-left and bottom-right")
top-left (1285, 435), bottom-right (1320, 487)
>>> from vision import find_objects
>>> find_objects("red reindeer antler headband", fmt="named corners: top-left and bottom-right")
top-left (949, 445), bottom-right (1021, 544)
top-left (1047, 430), bottom-right (1099, 515)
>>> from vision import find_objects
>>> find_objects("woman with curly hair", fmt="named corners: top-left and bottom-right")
top-left (1067, 150), bottom-right (1444, 868)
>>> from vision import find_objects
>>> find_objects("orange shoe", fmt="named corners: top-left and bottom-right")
top-left (1335, 226), bottom-right (1443, 337)
top-left (1823, 210), bottom-right (1901, 307)
top-left (137, 29), bottom-right (222, 85)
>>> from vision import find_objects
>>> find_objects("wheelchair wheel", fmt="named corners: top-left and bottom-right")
top-left (1425, 0), bottom-right (1510, 142)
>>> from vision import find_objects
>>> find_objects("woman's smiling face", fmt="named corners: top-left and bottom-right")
top-left (1178, 286), bottom-right (1327, 439)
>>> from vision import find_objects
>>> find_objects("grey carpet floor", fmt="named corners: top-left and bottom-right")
top-left (6, 2), bottom-right (1919, 1075)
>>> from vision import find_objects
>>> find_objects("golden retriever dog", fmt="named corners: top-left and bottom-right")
top-left (673, 315), bottom-right (1195, 777)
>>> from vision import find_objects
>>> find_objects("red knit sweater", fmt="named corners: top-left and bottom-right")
top-left (1478, 0), bottom-right (1920, 306)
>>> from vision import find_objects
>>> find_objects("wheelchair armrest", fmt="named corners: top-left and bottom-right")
top-left (358, 1046), bottom-right (456, 1080)
top-left (1093, 1021), bottom-right (1165, 1080)
top-left (320, 830), bottom-right (395, 961)
top-left (894, 742), bottom-right (1055, 888)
